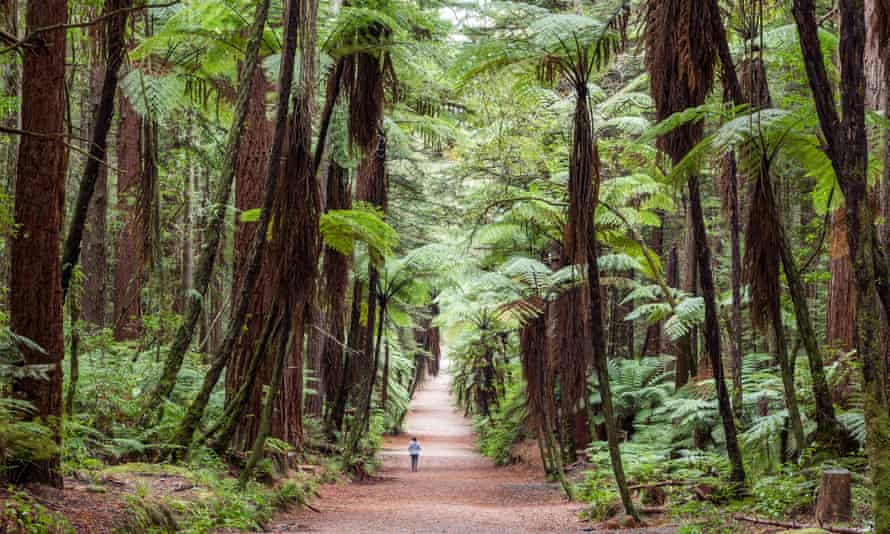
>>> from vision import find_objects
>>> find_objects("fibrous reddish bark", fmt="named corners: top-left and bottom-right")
top-left (81, 47), bottom-right (109, 326)
top-left (61, 0), bottom-right (132, 299)
top-left (113, 95), bottom-right (144, 341)
top-left (263, 0), bottom-right (322, 448)
top-left (320, 161), bottom-right (352, 415)
top-left (828, 208), bottom-right (856, 350)
top-left (225, 64), bottom-right (274, 452)
top-left (8, 0), bottom-right (67, 488)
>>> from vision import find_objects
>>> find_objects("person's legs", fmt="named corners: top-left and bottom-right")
top-left (410, 454), bottom-right (418, 472)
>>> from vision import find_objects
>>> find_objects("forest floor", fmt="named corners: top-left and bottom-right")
top-left (270, 373), bottom-right (583, 533)
top-left (268, 369), bottom-right (607, 534)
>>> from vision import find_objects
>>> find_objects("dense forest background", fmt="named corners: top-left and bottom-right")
top-left (0, 0), bottom-right (889, 532)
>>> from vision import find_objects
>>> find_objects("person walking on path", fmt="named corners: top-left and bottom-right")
top-left (408, 437), bottom-right (422, 472)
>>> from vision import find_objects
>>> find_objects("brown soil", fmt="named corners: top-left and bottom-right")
top-left (3, 467), bottom-right (200, 533)
top-left (269, 369), bottom-right (586, 533)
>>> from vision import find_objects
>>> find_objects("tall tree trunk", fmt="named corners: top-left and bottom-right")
top-left (561, 72), bottom-right (635, 513)
top-left (0, 0), bottom-right (18, 312)
top-left (169, 0), bottom-right (294, 452)
top-left (554, 80), bottom-right (595, 451)
top-left (81, 30), bottom-right (109, 326)
top-left (224, 63), bottom-right (273, 452)
top-left (113, 95), bottom-right (144, 341)
top-left (581, 100), bottom-right (635, 515)
top-left (428, 303), bottom-right (442, 376)
top-left (61, 0), bottom-right (132, 298)
top-left (329, 279), bottom-right (362, 434)
top-left (263, 0), bottom-right (321, 449)
top-left (827, 208), bottom-right (856, 350)
top-left (865, 0), bottom-right (886, 113)
top-left (727, 155), bottom-right (744, 420)
top-left (350, 131), bottom-right (387, 443)
top-left (689, 175), bottom-right (746, 484)
top-left (143, 0), bottom-right (276, 413)
top-left (793, 1), bottom-right (890, 529)
top-left (646, 0), bottom-right (745, 486)
top-left (8, 0), bottom-right (67, 488)
top-left (320, 161), bottom-right (351, 428)
top-left (865, 0), bottom-right (890, 412)
top-left (179, 118), bottom-right (195, 313)
top-left (380, 341), bottom-right (390, 407)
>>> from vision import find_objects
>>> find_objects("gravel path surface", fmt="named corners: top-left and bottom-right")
top-left (269, 368), bottom-right (587, 533)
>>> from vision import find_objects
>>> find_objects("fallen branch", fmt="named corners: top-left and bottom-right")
top-left (629, 480), bottom-right (694, 491)
top-left (733, 514), bottom-right (866, 534)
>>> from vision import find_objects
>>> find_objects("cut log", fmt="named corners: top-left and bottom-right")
top-left (815, 468), bottom-right (852, 524)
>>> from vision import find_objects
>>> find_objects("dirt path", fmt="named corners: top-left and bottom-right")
top-left (270, 368), bottom-right (584, 533)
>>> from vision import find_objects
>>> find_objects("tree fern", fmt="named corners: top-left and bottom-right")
top-left (319, 203), bottom-right (399, 265)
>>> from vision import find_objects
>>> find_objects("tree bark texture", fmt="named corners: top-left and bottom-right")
top-left (8, 0), bottom-right (67, 488)
top-left (60, 0), bottom-right (132, 299)
top-left (792, 0), bottom-right (890, 529)
top-left (225, 64), bottom-right (274, 452)
top-left (113, 95), bottom-right (144, 341)
top-left (828, 208), bottom-right (856, 350)
top-left (143, 0), bottom-right (277, 412)
top-left (320, 161), bottom-right (352, 416)
top-left (81, 44), bottom-right (110, 326)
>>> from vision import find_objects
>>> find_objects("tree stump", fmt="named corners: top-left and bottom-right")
top-left (815, 468), bottom-right (851, 524)
top-left (642, 485), bottom-right (666, 506)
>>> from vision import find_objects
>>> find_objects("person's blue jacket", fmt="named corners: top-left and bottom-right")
top-left (408, 441), bottom-right (422, 455)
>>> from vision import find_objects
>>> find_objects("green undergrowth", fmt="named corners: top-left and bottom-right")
top-left (1, 488), bottom-right (76, 534)
top-left (47, 331), bottom-right (385, 534)
top-left (66, 449), bottom-right (321, 534)
top-left (472, 376), bottom-right (527, 466)
top-left (471, 356), bottom-right (876, 531)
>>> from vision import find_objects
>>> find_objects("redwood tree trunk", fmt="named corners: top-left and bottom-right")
top-left (265, 0), bottom-right (321, 448)
top-left (60, 0), bottom-right (132, 298)
top-left (225, 64), bottom-right (274, 452)
top-left (113, 95), bottom-right (144, 341)
top-left (319, 161), bottom-right (352, 418)
top-left (81, 46), bottom-right (109, 326)
top-left (8, 0), bottom-right (67, 488)
top-left (827, 208), bottom-right (856, 350)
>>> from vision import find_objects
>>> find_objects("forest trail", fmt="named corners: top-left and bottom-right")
top-left (268, 366), bottom-right (584, 533)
